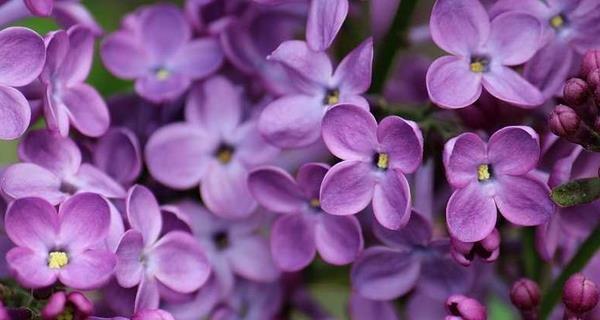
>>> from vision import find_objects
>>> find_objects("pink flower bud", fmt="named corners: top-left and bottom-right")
top-left (510, 278), bottom-right (540, 311)
top-left (562, 273), bottom-right (599, 315)
top-left (549, 105), bottom-right (581, 137)
top-left (582, 50), bottom-right (600, 78)
top-left (450, 229), bottom-right (501, 266)
top-left (564, 78), bottom-right (589, 106)
top-left (446, 295), bottom-right (487, 320)
top-left (41, 291), bottom-right (93, 320)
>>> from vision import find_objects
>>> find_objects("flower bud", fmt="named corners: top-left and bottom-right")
top-left (446, 295), bottom-right (487, 320)
top-left (549, 105), bottom-right (581, 137)
top-left (451, 229), bottom-right (500, 266)
top-left (564, 78), bottom-right (589, 106)
top-left (510, 278), bottom-right (540, 319)
top-left (562, 273), bottom-right (599, 315)
top-left (587, 69), bottom-right (600, 88)
top-left (581, 50), bottom-right (600, 78)
top-left (42, 291), bottom-right (93, 320)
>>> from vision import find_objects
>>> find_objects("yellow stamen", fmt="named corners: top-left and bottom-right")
top-left (470, 61), bottom-right (485, 73)
top-left (477, 164), bottom-right (491, 181)
top-left (217, 149), bottom-right (232, 164)
top-left (48, 251), bottom-right (69, 269)
top-left (310, 198), bottom-right (320, 208)
top-left (325, 89), bottom-right (340, 105)
top-left (550, 15), bottom-right (564, 29)
top-left (377, 153), bottom-right (389, 170)
top-left (155, 68), bottom-right (170, 81)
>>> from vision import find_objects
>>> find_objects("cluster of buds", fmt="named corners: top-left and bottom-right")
top-left (549, 50), bottom-right (600, 151)
top-left (562, 273), bottom-right (599, 319)
top-left (450, 229), bottom-right (501, 266)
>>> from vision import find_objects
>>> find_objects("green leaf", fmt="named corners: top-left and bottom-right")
top-left (550, 177), bottom-right (600, 207)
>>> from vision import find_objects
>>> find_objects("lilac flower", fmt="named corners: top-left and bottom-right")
top-left (114, 185), bottom-right (210, 311)
top-left (42, 291), bottom-right (93, 320)
top-left (305, 0), bottom-right (348, 51)
top-left (258, 37), bottom-right (373, 148)
top-left (100, 4), bottom-right (224, 103)
top-left (4, 193), bottom-right (116, 289)
top-left (145, 76), bottom-right (278, 219)
top-left (443, 126), bottom-right (554, 242)
top-left (0, 26), bottom-right (45, 139)
top-left (93, 127), bottom-right (142, 187)
top-left (41, 25), bottom-right (109, 137)
top-left (319, 104), bottom-right (423, 230)
top-left (491, 0), bottom-right (600, 98)
top-left (426, 0), bottom-right (544, 109)
top-left (248, 163), bottom-right (363, 271)
top-left (351, 212), bottom-right (471, 300)
top-left (1, 129), bottom-right (126, 205)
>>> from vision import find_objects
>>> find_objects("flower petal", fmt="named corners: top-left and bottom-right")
top-left (426, 56), bottom-right (482, 109)
top-left (171, 38), bottom-right (223, 79)
top-left (24, 0), bottom-right (53, 16)
top-left (315, 214), bottom-right (363, 265)
top-left (58, 192), bottom-right (111, 252)
top-left (321, 104), bottom-right (377, 161)
top-left (0, 27), bottom-right (46, 86)
top-left (72, 164), bottom-right (127, 198)
top-left (6, 247), bottom-right (57, 288)
top-left (320, 161), bottom-right (375, 216)
top-left (0, 85), bottom-right (31, 139)
top-left (227, 235), bottom-right (280, 282)
top-left (268, 40), bottom-right (332, 85)
top-left (59, 249), bottom-right (116, 290)
top-left (349, 292), bottom-right (399, 320)
top-left (115, 230), bottom-right (144, 288)
top-left (19, 129), bottom-right (81, 177)
top-left (1, 163), bottom-right (65, 205)
top-left (134, 276), bottom-right (160, 312)
top-left (126, 185), bottom-right (162, 246)
top-left (488, 126), bottom-right (540, 175)
top-left (135, 73), bottom-right (191, 103)
top-left (94, 128), bottom-right (142, 185)
top-left (139, 4), bottom-right (191, 62)
top-left (443, 132), bottom-right (487, 188)
top-left (62, 84), bottom-right (110, 137)
top-left (523, 41), bottom-right (574, 100)
top-left (201, 162), bottom-right (256, 219)
top-left (378, 116), bottom-right (423, 173)
top-left (446, 182), bottom-right (497, 242)
top-left (332, 37), bottom-right (373, 94)
top-left (270, 214), bottom-right (316, 271)
top-left (494, 175), bottom-right (553, 226)
top-left (373, 211), bottom-right (432, 248)
top-left (5, 197), bottom-right (59, 251)
top-left (487, 12), bottom-right (542, 66)
top-left (372, 169), bottom-right (412, 230)
top-left (306, 0), bottom-right (348, 51)
top-left (296, 162), bottom-right (330, 200)
top-left (58, 25), bottom-right (94, 86)
top-left (248, 166), bottom-right (305, 213)
top-left (100, 30), bottom-right (149, 78)
top-left (482, 65), bottom-right (544, 107)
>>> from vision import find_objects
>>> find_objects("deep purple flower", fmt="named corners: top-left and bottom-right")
top-left (258, 38), bottom-right (373, 148)
top-left (0, 26), bottom-right (45, 139)
top-left (42, 291), bottom-right (93, 320)
top-left (427, 0), bottom-right (544, 109)
top-left (145, 76), bottom-right (278, 219)
top-left (41, 25), bottom-right (109, 137)
top-left (100, 4), bottom-right (224, 103)
top-left (248, 163), bottom-right (363, 271)
top-left (319, 104), bottom-right (423, 230)
top-left (114, 185), bottom-right (210, 311)
top-left (443, 126), bottom-right (553, 242)
top-left (445, 295), bottom-right (487, 320)
top-left (5, 193), bottom-right (116, 289)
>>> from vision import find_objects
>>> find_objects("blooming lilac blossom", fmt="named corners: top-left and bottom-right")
top-left (443, 126), bottom-right (554, 242)
top-left (427, 0), bottom-right (544, 109)
top-left (100, 4), bottom-right (224, 103)
top-left (248, 163), bottom-right (363, 271)
top-left (5, 193), bottom-right (116, 289)
top-left (319, 104), bottom-right (423, 230)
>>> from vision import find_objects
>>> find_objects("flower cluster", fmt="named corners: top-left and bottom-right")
top-left (0, 0), bottom-right (597, 319)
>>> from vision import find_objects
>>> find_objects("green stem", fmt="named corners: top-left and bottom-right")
top-left (539, 224), bottom-right (600, 319)
top-left (523, 228), bottom-right (542, 281)
top-left (369, 0), bottom-right (419, 93)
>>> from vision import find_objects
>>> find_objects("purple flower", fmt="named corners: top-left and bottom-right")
top-left (93, 127), bottom-right (143, 187)
top-left (248, 163), bottom-right (363, 271)
top-left (100, 4), bottom-right (224, 103)
top-left (258, 37), bottom-right (373, 148)
top-left (41, 25), bottom-right (109, 137)
top-left (1, 129), bottom-right (126, 205)
top-left (114, 185), bottom-right (210, 311)
top-left (145, 76), bottom-right (278, 219)
top-left (426, 0), bottom-right (544, 109)
top-left (319, 104), bottom-right (423, 230)
top-left (4, 193), bottom-right (116, 289)
top-left (443, 126), bottom-right (554, 242)
top-left (0, 26), bottom-right (45, 139)
top-left (42, 291), bottom-right (93, 320)
top-left (306, 0), bottom-right (348, 52)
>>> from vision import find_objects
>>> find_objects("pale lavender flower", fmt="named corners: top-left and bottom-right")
top-left (319, 104), bottom-right (423, 230)
top-left (426, 0), bottom-right (544, 109)
top-left (248, 163), bottom-right (363, 271)
top-left (443, 126), bottom-right (553, 242)
top-left (5, 193), bottom-right (116, 289)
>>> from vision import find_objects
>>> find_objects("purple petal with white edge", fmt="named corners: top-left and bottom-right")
top-left (372, 169), bottom-right (412, 230)
top-left (6, 247), bottom-right (57, 288)
top-left (171, 38), bottom-right (223, 79)
top-left (58, 25), bottom-right (94, 86)
top-left (227, 235), bottom-right (280, 282)
top-left (62, 84), bottom-right (110, 137)
top-left (446, 182), bottom-right (497, 242)
top-left (18, 129), bottom-right (81, 177)
top-left (482, 65), bottom-right (544, 107)
top-left (73, 164), bottom-right (127, 198)
top-left (0, 85), bottom-right (31, 139)
top-left (135, 72), bottom-right (191, 103)
top-left (270, 214), bottom-right (316, 271)
top-left (315, 214), bottom-right (363, 265)
top-left (258, 94), bottom-right (323, 149)
top-left (139, 4), bottom-right (190, 62)
top-left (58, 192), bottom-right (111, 252)
top-left (426, 56), bottom-right (482, 109)
top-left (0, 163), bottom-right (65, 205)
top-left (320, 161), bottom-right (375, 216)
top-left (349, 291), bottom-right (399, 320)
top-left (268, 40), bottom-right (332, 85)
top-left (333, 37), bottom-right (373, 94)
top-left (296, 162), bottom-right (330, 200)
top-left (321, 104), bottom-right (377, 161)
top-left (201, 162), bottom-right (257, 219)
top-left (94, 128), bottom-right (142, 185)
top-left (59, 249), bottom-right (116, 290)
top-left (487, 12), bottom-right (542, 66)
top-left (134, 276), bottom-right (160, 312)
top-left (247, 166), bottom-right (305, 214)
top-left (145, 123), bottom-right (217, 189)
top-left (126, 185), bottom-right (162, 246)
top-left (351, 246), bottom-right (421, 300)
top-left (5, 197), bottom-right (59, 251)
top-left (494, 175), bottom-right (553, 226)
top-left (115, 230), bottom-right (144, 288)
top-left (100, 31), bottom-right (149, 78)
top-left (306, 0), bottom-right (348, 51)
top-left (24, 0), bottom-right (53, 16)
top-left (150, 231), bottom-right (210, 293)
top-left (488, 126), bottom-right (540, 175)
top-left (429, 0), bottom-right (490, 56)
top-left (0, 27), bottom-right (46, 86)
top-left (185, 76), bottom-right (241, 137)
top-left (377, 116), bottom-right (423, 173)
top-left (373, 211), bottom-right (432, 248)
top-left (443, 132), bottom-right (487, 188)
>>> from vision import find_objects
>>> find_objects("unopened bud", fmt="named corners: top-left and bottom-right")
top-left (587, 69), bottom-right (600, 88)
top-left (562, 273), bottom-right (599, 316)
top-left (446, 295), bottom-right (487, 320)
top-left (510, 278), bottom-right (540, 319)
top-left (582, 50), bottom-right (600, 78)
top-left (564, 78), bottom-right (589, 106)
top-left (451, 229), bottom-right (500, 266)
top-left (549, 105), bottom-right (581, 137)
